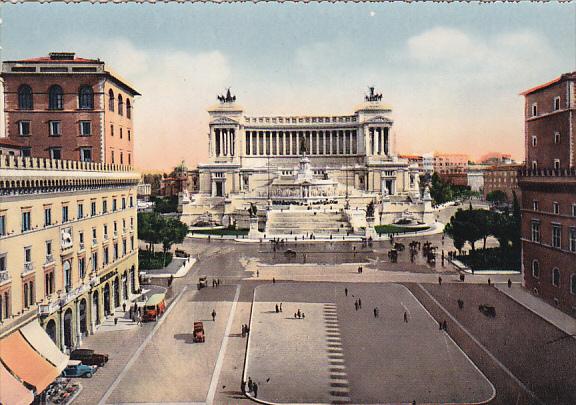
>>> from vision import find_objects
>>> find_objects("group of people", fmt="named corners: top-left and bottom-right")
top-left (294, 308), bottom-right (305, 319)
top-left (274, 303), bottom-right (283, 313)
top-left (241, 323), bottom-right (250, 337)
top-left (212, 278), bottom-right (222, 288)
top-left (242, 377), bottom-right (259, 398)
top-left (128, 302), bottom-right (143, 326)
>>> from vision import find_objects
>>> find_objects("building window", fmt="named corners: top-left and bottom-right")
top-left (531, 103), bottom-right (537, 117)
top-left (129, 196), bottom-right (134, 208)
top-left (77, 203), bottom-right (84, 219)
top-left (44, 207), bottom-right (52, 226)
top-left (104, 247), bottom-right (109, 265)
top-left (79, 231), bottom-right (84, 246)
top-left (112, 199), bottom-right (117, 212)
top-left (553, 202), bottom-right (559, 214)
top-left (49, 148), bottom-right (61, 160)
top-left (554, 159), bottom-right (560, 170)
top-left (80, 148), bottom-right (92, 162)
top-left (554, 132), bottom-right (560, 144)
top-left (111, 150), bottom-right (115, 164)
top-left (552, 268), bottom-right (560, 287)
top-left (62, 206), bottom-right (69, 223)
top-left (120, 152), bottom-right (124, 165)
top-left (532, 161), bottom-right (538, 170)
top-left (21, 148), bottom-right (31, 158)
top-left (552, 225), bottom-right (561, 248)
top-left (110, 124), bottom-right (114, 137)
top-left (78, 86), bottom-right (94, 109)
top-left (128, 153), bottom-right (131, 166)
top-left (78, 257), bottom-right (86, 279)
top-left (22, 211), bottom-right (31, 232)
top-left (531, 220), bottom-right (540, 242)
top-left (45, 240), bottom-right (52, 258)
top-left (63, 260), bottom-right (72, 292)
top-left (49, 121), bottom-right (61, 137)
top-left (18, 84), bottom-right (33, 110)
top-left (118, 94), bottom-right (124, 116)
top-left (122, 197), bottom-right (126, 210)
top-left (128, 130), bottom-right (131, 141)
top-left (532, 136), bottom-right (537, 147)
top-left (553, 96), bottom-right (561, 111)
top-left (120, 128), bottom-right (123, 139)
top-left (570, 228), bottom-right (576, 252)
top-left (108, 89), bottom-right (115, 111)
top-left (24, 247), bottom-right (32, 265)
top-left (0, 215), bottom-right (5, 236)
top-left (532, 260), bottom-right (540, 279)
top-left (571, 274), bottom-right (576, 295)
top-left (532, 200), bottom-right (539, 211)
top-left (102, 200), bottom-right (108, 214)
top-left (91, 201), bottom-right (97, 216)
top-left (572, 204), bottom-right (576, 217)
top-left (48, 85), bottom-right (64, 110)
top-left (92, 252), bottom-right (98, 271)
top-left (80, 121), bottom-right (92, 136)
top-left (126, 99), bottom-right (131, 119)
top-left (18, 121), bottom-right (31, 136)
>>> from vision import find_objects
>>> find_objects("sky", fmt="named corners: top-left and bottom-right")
top-left (1, 2), bottom-right (575, 170)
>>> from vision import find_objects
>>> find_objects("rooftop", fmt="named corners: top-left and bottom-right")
top-left (5, 52), bottom-right (102, 64)
top-left (0, 138), bottom-right (24, 148)
top-left (520, 72), bottom-right (576, 96)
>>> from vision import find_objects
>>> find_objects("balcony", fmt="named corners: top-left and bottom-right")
top-left (38, 300), bottom-right (59, 316)
top-left (79, 242), bottom-right (85, 251)
top-left (0, 271), bottom-right (10, 283)
top-left (45, 254), bottom-right (54, 265)
top-left (23, 262), bottom-right (34, 273)
top-left (113, 230), bottom-right (118, 239)
top-left (104, 233), bottom-right (109, 241)
top-left (92, 238), bottom-right (98, 246)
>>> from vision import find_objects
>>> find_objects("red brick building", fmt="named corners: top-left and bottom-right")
top-left (1, 52), bottom-right (140, 165)
top-left (518, 72), bottom-right (576, 316)
top-left (483, 164), bottom-right (523, 202)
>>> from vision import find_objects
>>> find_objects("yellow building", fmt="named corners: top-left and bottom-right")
top-left (0, 155), bottom-right (140, 352)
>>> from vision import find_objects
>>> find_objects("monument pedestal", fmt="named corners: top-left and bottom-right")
top-left (248, 217), bottom-right (262, 239)
top-left (365, 216), bottom-right (377, 239)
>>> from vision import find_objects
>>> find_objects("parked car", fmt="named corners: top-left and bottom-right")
top-left (193, 321), bottom-right (205, 343)
top-left (70, 349), bottom-right (109, 367)
top-left (175, 249), bottom-right (189, 258)
top-left (479, 304), bottom-right (496, 318)
top-left (62, 360), bottom-right (95, 378)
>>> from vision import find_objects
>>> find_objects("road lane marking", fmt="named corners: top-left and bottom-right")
top-left (98, 285), bottom-right (189, 405)
top-left (205, 285), bottom-right (241, 405)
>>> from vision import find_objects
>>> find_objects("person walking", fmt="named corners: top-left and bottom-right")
top-left (438, 276), bottom-right (442, 286)
top-left (354, 301), bottom-right (359, 311)
top-left (275, 304), bottom-right (279, 313)
top-left (253, 382), bottom-right (258, 398)
top-left (257, 270), bottom-right (260, 278)
top-left (280, 303), bottom-right (283, 312)
top-left (508, 278), bottom-right (512, 288)
top-left (297, 309), bottom-right (301, 318)
top-left (345, 287), bottom-right (348, 296)
top-left (442, 320), bottom-right (447, 331)
top-left (439, 320), bottom-right (443, 330)
top-left (137, 314), bottom-right (143, 327)
top-left (358, 298), bottom-right (362, 309)
top-left (122, 302), bottom-right (126, 312)
top-left (273, 277), bottom-right (276, 284)
top-left (488, 278), bottom-right (491, 286)
top-left (247, 377), bottom-right (253, 393)
top-left (212, 309), bottom-right (217, 321)
top-left (404, 311), bottom-right (408, 323)
top-left (302, 312), bottom-right (305, 319)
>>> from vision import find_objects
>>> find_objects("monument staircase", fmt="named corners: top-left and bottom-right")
top-left (265, 209), bottom-right (355, 236)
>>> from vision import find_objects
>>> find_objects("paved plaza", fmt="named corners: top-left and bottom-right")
top-left (69, 226), bottom-right (576, 405)
top-left (245, 283), bottom-right (494, 404)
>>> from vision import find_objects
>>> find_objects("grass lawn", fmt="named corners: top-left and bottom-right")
top-left (374, 224), bottom-right (430, 234)
top-left (139, 250), bottom-right (173, 270)
top-left (191, 228), bottom-right (249, 236)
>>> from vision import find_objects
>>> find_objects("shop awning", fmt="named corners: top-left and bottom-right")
top-left (20, 321), bottom-right (69, 373)
top-left (0, 361), bottom-right (34, 405)
top-left (0, 331), bottom-right (59, 393)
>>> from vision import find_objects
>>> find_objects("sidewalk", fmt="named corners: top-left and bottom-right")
top-left (141, 256), bottom-right (196, 278)
top-left (495, 284), bottom-right (576, 339)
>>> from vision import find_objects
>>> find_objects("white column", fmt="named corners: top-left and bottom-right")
top-left (296, 132), bottom-right (300, 155)
top-left (316, 131), bottom-right (320, 155)
top-left (336, 131), bottom-right (341, 155)
top-left (275, 132), bottom-right (279, 156)
top-left (348, 131), bottom-right (353, 155)
top-left (323, 131), bottom-right (326, 155)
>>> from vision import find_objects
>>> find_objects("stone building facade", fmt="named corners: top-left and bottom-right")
top-left (0, 155), bottom-right (140, 351)
top-left (518, 72), bottom-right (576, 316)
top-left (1, 52), bottom-right (140, 165)
top-left (483, 164), bottom-right (523, 202)
top-left (180, 89), bottom-right (432, 233)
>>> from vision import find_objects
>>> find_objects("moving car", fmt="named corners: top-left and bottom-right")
top-left (62, 360), bottom-right (95, 378)
top-left (70, 348), bottom-right (109, 367)
top-left (193, 321), bottom-right (205, 343)
top-left (197, 275), bottom-right (208, 290)
top-left (142, 293), bottom-right (166, 321)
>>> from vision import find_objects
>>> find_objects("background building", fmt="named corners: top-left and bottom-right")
top-left (483, 164), bottom-right (523, 202)
top-left (432, 152), bottom-right (469, 174)
top-left (0, 155), bottom-right (140, 351)
top-left (479, 152), bottom-right (515, 165)
top-left (2, 52), bottom-right (140, 165)
top-left (518, 72), bottom-right (576, 316)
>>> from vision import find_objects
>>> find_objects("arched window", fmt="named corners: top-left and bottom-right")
top-left (78, 86), bottom-right (94, 109)
top-left (48, 85), bottom-right (64, 110)
top-left (126, 99), bottom-right (131, 119)
top-left (532, 260), bottom-right (540, 279)
top-left (108, 89), bottom-right (115, 112)
top-left (18, 85), bottom-right (33, 109)
top-left (552, 268), bottom-right (560, 287)
top-left (118, 94), bottom-right (124, 116)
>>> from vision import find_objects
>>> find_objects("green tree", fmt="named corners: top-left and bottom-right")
top-left (486, 190), bottom-right (508, 204)
top-left (159, 217), bottom-right (189, 267)
top-left (138, 212), bottom-right (163, 252)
